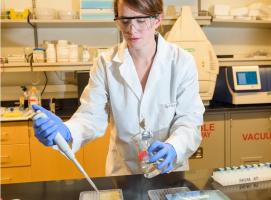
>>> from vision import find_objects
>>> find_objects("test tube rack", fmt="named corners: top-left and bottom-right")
top-left (212, 162), bottom-right (271, 186)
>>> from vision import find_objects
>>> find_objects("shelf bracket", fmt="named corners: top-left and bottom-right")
top-left (27, 12), bottom-right (38, 48)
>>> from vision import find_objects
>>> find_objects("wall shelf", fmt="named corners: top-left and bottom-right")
top-left (218, 57), bottom-right (271, 67)
top-left (212, 18), bottom-right (271, 28)
top-left (31, 19), bottom-right (116, 28)
top-left (0, 62), bottom-right (92, 72)
top-left (163, 16), bottom-right (212, 26)
top-left (2, 57), bottom-right (270, 72)
top-left (1, 16), bottom-right (212, 28)
top-left (2, 16), bottom-right (270, 71)
top-left (1, 20), bottom-right (30, 28)
top-left (1, 19), bottom-right (116, 28)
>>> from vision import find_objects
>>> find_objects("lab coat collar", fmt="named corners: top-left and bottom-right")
top-left (144, 33), bottom-right (168, 93)
top-left (112, 33), bottom-right (168, 64)
top-left (112, 40), bottom-right (128, 63)
top-left (113, 34), bottom-right (169, 100)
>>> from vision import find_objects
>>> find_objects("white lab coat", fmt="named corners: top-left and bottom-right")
top-left (65, 34), bottom-right (205, 176)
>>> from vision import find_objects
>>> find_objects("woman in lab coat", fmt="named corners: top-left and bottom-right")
top-left (33, 0), bottom-right (205, 176)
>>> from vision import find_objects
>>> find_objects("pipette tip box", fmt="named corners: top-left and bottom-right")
top-left (165, 190), bottom-right (231, 200)
top-left (148, 187), bottom-right (190, 200)
top-left (79, 189), bottom-right (123, 200)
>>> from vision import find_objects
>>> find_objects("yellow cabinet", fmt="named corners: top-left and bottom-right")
top-left (0, 121), bottom-right (109, 184)
top-left (0, 120), bottom-right (110, 183)
top-left (83, 125), bottom-right (111, 177)
top-left (1, 121), bottom-right (29, 144)
top-left (1, 167), bottom-right (31, 184)
top-left (189, 113), bottom-right (225, 170)
top-left (29, 122), bottom-right (84, 182)
top-left (230, 111), bottom-right (271, 166)
top-left (1, 144), bottom-right (31, 167)
top-left (0, 121), bottom-right (31, 184)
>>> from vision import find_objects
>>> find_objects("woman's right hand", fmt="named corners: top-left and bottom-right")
top-left (32, 104), bottom-right (72, 146)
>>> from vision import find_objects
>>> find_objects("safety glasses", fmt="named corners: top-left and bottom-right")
top-left (114, 16), bottom-right (157, 32)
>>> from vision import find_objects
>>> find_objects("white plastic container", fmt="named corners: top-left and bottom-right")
top-left (213, 4), bottom-right (230, 16)
top-left (33, 48), bottom-right (45, 63)
top-left (57, 40), bottom-right (69, 62)
top-left (58, 10), bottom-right (77, 20)
top-left (46, 43), bottom-right (56, 63)
top-left (36, 8), bottom-right (57, 19)
top-left (82, 46), bottom-right (90, 62)
top-left (69, 44), bottom-right (79, 62)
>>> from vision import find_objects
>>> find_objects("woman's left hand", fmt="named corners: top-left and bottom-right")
top-left (148, 141), bottom-right (177, 174)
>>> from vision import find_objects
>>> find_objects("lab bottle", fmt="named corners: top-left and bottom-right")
top-left (28, 87), bottom-right (41, 109)
top-left (46, 43), bottom-right (56, 63)
top-left (21, 86), bottom-right (29, 109)
top-left (49, 98), bottom-right (56, 113)
top-left (56, 40), bottom-right (69, 62)
top-left (82, 46), bottom-right (90, 62)
top-left (33, 48), bottom-right (45, 63)
top-left (19, 95), bottom-right (25, 110)
top-left (132, 130), bottom-right (164, 178)
top-left (69, 44), bottom-right (78, 62)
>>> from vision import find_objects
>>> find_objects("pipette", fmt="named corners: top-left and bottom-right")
top-left (32, 110), bottom-right (100, 198)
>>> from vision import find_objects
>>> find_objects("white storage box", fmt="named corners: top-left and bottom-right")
top-left (212, 4), bottom-right (231, 16)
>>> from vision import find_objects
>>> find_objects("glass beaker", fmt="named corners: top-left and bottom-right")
top-left (132, 130), bottom-right (163, 179)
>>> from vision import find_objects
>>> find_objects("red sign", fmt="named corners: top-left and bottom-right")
top-left (242, 132), bottom-right (271, 141)
top-left (201, 123), bottom-right (215, 138)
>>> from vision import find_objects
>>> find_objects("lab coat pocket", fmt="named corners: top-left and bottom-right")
top-left (157, 102), bottom-right (177, 140)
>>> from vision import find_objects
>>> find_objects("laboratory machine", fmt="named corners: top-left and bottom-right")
top-left (213, 65), bottom-right (271, 104)
top-left (166, 6), bottom-right (219, 105)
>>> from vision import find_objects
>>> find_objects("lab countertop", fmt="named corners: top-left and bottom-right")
top-left (205, 101), bottom-right (271, 113)
top-left (1, 99), bottom-right (271, 121)
top-left (1, 170), bottom-right (271, 200)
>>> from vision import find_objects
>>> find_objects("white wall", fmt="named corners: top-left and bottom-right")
top-left (202, 26), bottom-right (271, 55)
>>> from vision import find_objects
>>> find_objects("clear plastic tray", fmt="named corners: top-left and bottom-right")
top-left (79, 189), bottom-right (123, 200)
top-left (165, 190), bottom-right (231, 200)
top-left (148, 187), bottom-right (190, 200)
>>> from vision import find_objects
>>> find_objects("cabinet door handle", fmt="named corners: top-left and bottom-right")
top-left (0, 155), bottom-right (10, 158)
top-left (0, 155), bottom-right (10, 163)
top-left (0, 177), bottom-right (11, 181)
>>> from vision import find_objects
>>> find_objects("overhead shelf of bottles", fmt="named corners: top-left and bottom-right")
top-left (0, 62), bottom-right (92, 72)
top-left (1, 16), bottom-right (212, 28)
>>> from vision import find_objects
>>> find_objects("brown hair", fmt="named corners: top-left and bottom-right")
top-left (114, 0), bottom-right (163, 17)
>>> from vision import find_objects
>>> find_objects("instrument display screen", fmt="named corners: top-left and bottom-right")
top-left (236, 71), bottom-right (258, 85)
top-left (232, 66), bottom-right (261, 90)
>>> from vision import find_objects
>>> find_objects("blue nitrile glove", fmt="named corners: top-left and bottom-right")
top-left (148, 140), bottom-right (177, 174)
top-left (32, 104), bottom-right (72, 146)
